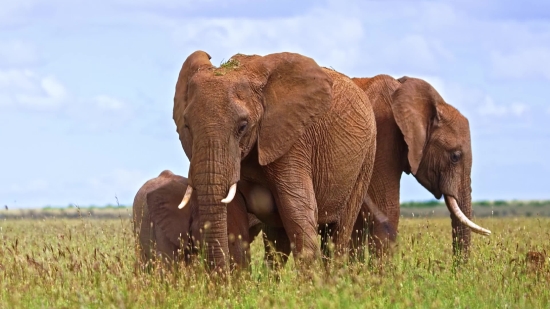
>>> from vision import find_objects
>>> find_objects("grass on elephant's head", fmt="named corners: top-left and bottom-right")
top-left (1, 216), bottom-right (549, 308)
top-left (213, 58), bottom-right (241, 76)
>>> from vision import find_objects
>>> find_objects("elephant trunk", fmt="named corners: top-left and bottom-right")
top-left (196, 187), bottom-right (230, 271)
top-left (445, 176), bottom-right (483, 263)
top-left (189, 140), bottom-right (236, 272)
top-left (449, 189), bottom-right (472, 261)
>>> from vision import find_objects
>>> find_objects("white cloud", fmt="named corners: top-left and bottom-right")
top-left (0, 1), bottom-right (35, 27)
top-left (478, 96), bottom-right (529, 117)
top-left (0, 40), bottom-right (38, 67)
top-left (154, 1), bottom-right (461, 77)
top-left (377, 35), bottom-right (453, 72)
top-left (41, 76), bottom-right (66, 98)
top-left (95, 95), bottom-right (125, 110)
top-left (0, 70), bottom-right (67, 110)
top-left (510, 102), bottom-right (529, 116)
top-left (169, 9), bottom-right (366, 73)
top-left (491, 48), bottom-right (550, 80)
top-left (0, 69), bottom-right (131, 128)
top-left (478, 96), bottom-right (507, 116)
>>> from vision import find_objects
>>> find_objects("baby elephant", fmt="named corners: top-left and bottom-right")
top-left (133, 170), bottom-right (261, 269)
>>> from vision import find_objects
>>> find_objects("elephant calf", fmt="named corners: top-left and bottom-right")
top-left (132, 170), bottom-right (261, 269)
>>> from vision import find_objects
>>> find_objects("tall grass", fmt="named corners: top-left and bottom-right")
top-left (0, 216), bottom-right (548, 308)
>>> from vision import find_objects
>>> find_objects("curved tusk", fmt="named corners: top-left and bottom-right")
top-left (221, 183), bottom-right (237, 204)
top-left (178, 185), bottom-right (193, 209)
top-left (444, 195), bottom-right (491, 236)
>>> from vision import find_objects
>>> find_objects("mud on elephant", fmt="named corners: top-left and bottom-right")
top-left (132, 170), bottom-right (262, 270)
top-left (350, 75), bottom-right (491, 261)
top-left (173, 51), bottom-right (377, 270)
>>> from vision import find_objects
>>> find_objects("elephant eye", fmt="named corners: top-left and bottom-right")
top-left (237, 120), bottom-right (248, 135)
top-left (450, 151), bottom-right (462, 163)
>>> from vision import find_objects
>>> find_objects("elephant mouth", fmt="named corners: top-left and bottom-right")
top-left (177, 183), bottom-right (237, 209)
top-left (444, 195), bottom-right (491, 236)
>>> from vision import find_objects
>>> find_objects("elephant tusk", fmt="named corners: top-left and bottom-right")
top-left (221, 183), bottom-right (237, 204)
top-left (444, 195), bottom-right (491, 236)
top-left (178, 185), bottom-right (193, 209)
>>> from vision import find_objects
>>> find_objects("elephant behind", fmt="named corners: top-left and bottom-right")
top-left (132, 170), bottom-right (261, 269)
top-left (350, 75), bottom-right (491, 261)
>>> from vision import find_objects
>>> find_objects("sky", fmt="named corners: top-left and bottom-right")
top-left (0, 0), bottom-right (549, 208)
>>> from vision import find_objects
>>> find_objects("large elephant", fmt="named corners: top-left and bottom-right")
top-left (132, 170), bottom-right (262, 269)
top-left (173, 51), bottom-right (377, 270)
top-left (350, 75), bottom-right (491, 261)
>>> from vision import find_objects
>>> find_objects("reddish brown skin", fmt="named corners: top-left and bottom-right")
top-left (350, 75), bottom-right (474, 261)
top-left (173, 51), bottom-right (377, 270)
top-left (132, 170), bottom-right (260, 269)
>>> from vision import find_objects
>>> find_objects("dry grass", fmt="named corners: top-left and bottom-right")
top-left (0, 216), bottom-right (549, 308)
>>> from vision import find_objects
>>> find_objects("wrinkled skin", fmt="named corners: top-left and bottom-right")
top-left (350, 75), bottom-right (488, 262)
top-left (132, 170), bottom-right (262, 269)
top-left (174, 51), bottom-right (376, 270)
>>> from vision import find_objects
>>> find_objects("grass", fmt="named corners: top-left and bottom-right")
top-left (0, 216), bottom-right (549, 308)
top-left (214, 58), bottom-right (241, 76)
top-left (4, 201), bottom-right (550, 220)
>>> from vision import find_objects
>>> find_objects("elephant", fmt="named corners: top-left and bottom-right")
top-left (349, 74), bottom-right (491, 261)
top-left (132, 170), bottom-right (263, 269)
top-left (173, 50), bottom-right (377, 270)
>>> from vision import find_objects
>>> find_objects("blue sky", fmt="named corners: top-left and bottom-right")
top-left (0, 0), bottom-right (549, 208)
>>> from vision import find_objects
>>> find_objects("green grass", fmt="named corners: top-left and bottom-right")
top-left (0, 216), bottom-right (548, 308)
top-left (212, 58), bottom-right (241, 76)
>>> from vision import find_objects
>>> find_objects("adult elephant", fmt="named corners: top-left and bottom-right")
top-left (132, 170), bottom-right (263, 269)
top-left (173, 51), bottom-right (376, 270)
top-left (350, 75), bottom-right (491, 261)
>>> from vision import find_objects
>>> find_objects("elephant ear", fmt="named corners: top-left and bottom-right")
top-left (248, 52), bottom-right (333, 165)
top-left (173, 50), bottom-right (214, 158)
top-left (146, 176), bottom-right (195, 248)
top-left (391, 76), bottom-right (442, 175)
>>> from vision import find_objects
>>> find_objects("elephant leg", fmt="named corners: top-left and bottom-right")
top-left (264, 162), bottom-right (320, 263)
top-left (319, 223), bottom-right (337, 263)
top-left (368, 221), bottom-right (394, 259)
top-left (247, 214), bottom-right (265, 244)
top-left (349, 210), bottom-right (371, 263)
top-left (332, 161), bottom-right (371, 259)
top-left (350, 201), bottom-right (398, 264)
top-left (368, 202), bottom-right (399, 264)
top-left (227, 192), bottom-right (252, 270)
top-left (153, 223), bottom-right (179, 269)
top-left (262, 225), bottom-right (291, 270)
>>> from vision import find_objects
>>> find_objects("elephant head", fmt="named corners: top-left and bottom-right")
top-left (133, 170), bottom-right (197, 265)
top-left (392, 76), bottom-right (490, 256)
top-left (173, 51), bottom-right (332, 269)
top-left (133, 170), bottom-right (258, 269)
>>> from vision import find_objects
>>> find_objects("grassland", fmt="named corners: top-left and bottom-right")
top-left (0, 214), bottom-right (549, 308)
top-left (2, 200), bottom-right (550, 220)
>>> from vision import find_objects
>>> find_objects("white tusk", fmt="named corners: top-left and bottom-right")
top-left (178, 186), bottom-right (193, 209)
top-left (444, 195), bottom-right (491, 236)
top-left (221, 183), bottom-right (237, 204)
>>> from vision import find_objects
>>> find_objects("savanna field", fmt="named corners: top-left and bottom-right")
top-left (1, 207), bottom-right (549, 308)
